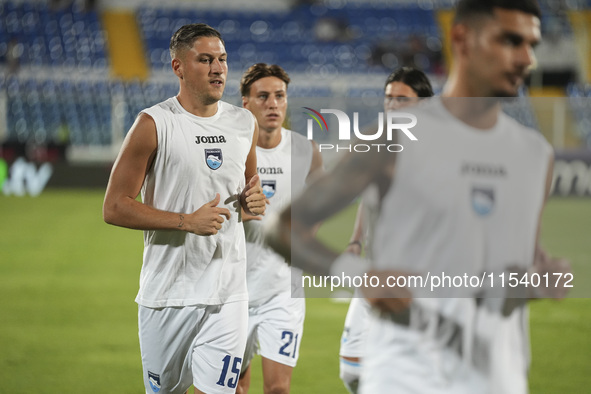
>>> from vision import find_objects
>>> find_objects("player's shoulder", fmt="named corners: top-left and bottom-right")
top-left (285, 127), bottom-right (314, 153)
top-left (395, 97), bottom-right (443, 126)
top-left (409, 97), bottom-right (440, 114)
top-left (142, 97), bottom-right (176, 116)
top-left (284, 127), bottom-right (309, 143)
top-left (138, 98), bottom-right (178, 133)
top-left (501, 113), bottom-right (552, 154)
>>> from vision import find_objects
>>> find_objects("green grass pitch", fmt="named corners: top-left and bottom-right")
top-left (0, 190), bottom-right (589, 393)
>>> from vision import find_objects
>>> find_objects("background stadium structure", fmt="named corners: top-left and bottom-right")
top-left (1, 0), bottom-right (591, 152)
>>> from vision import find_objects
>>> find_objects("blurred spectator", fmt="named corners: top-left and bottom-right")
top-left (6, 37), bottom-right (22, 75)
top-left (83, 0), bottom-right (97, 12)
top-left (50, 0), bottom-right (71, 11)
top-left (369, 34), bottom-right (442, 75)
top-left (314, 17), bottom-right (351, 42)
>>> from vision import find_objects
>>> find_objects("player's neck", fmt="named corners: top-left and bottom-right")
top-left (442, 66), bottom-right (496, 98)
top-left (176, 93), bottom-right (219, 118)
top-left (258, 128), bottom-right (282, 149)
top-left (441, 74), bottom-right (500, 130)
top-left (442, 99), bottom-right (500, 130)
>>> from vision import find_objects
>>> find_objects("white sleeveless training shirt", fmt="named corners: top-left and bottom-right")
top-left (136, 97), bottom-right (255, 308)
top-left (243, 128), bottom-right (313, 306)
top-left (364, 99), bottom-right (552, 393)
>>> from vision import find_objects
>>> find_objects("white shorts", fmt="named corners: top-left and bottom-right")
top-left (340, 294), bottom-right (372, 359)
top-left (242, 291), bottom-right (305, 370)
top-left (138, 301), bottom-right (248, 394)
top-left (358, 308), bottom-right (528, 394)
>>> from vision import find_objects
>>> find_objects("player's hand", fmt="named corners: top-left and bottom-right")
top-left (530, 245), bottom-right (572, 299)
top-left (242, 199), bottom-right (270, 222)
top-left (185, 193), bottom-right (231, 236)
top-left (361, 270), bottom-right (413, 314)
top-left (242, 174), bottom-right (266, 216)
top-left (344, 241), bottom-right (362, 256)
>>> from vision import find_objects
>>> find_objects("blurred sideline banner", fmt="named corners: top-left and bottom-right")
top-left (1, 142), bottom-right (110, 195)
top-left (552, 149), bottom-right (591, 197)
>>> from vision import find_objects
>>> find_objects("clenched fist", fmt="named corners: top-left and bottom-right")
top-left (241, 174), bottom-right (266, 216)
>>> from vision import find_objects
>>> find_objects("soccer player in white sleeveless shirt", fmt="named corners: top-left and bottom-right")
top-left (236, 64), bottom-right (322, 394)
top-left (103, 24), bottom-right (266, 394)
top-left (265, 1), bottom-right (571, 393)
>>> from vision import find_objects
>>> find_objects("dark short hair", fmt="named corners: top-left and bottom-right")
top-left (240, 63), bottom-right (291, 97)
top-left (385, 67), bottom-right (434, 98)
top-left (454, 0), bottom-right (541, 23)
top-left (169, 23), bottom-right (224, 58)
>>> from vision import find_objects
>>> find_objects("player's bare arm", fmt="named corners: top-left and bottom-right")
top-left (305, 140), bottom-right (325, 236)
top-left (241, 119), bottom-right (266, 216)
top-left (344, 201), bottom-right (364, 256)
top-left (530, 153), bottom-right (572, 299)
top-left (103, 113), bottom-right (230, 236)
top-left (306, 140), bottom-right (324, 183)
top-left (500, 153), bottom-right (571, 315)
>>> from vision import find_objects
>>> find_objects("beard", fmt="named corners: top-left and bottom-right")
top-left (490, 72), bottom-right (529, 98)
top-left (199, 88), bottom-right (224, 106)
top-left (201, 94), bottom-right (221, 105)
top-left (490, 87), bottom-right (521, 98)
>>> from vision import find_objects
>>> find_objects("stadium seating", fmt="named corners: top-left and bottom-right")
top-left (0, 0), bottom-right (107, 70)
top-left (137, 3), bottom-right (442, 75)
top-left (566, 83), bottom-right (591, 147)
top-left (0, 0), bottom-right (587, 148)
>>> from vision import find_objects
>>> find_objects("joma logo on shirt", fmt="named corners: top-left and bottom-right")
top-left (258, 167), bottom-right (283, 174)
top-left (461, 162), bottom-right (507, 177)
top-left (195, 135), bottom-right (227, 144)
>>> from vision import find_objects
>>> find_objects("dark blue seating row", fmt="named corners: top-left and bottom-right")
top-left (0, 1), bottom-right (107, 70)
top-left (137, 4), bottom-right (443, 75)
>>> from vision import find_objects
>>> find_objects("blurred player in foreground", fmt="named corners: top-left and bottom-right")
top-left (236, 63), bottom-right (322, 394)
top-left (103, 23), bottom-right (265, 394)
top-left (339, 66), bottom-right (434, 394)
top-left (266, 1), bottom-right (571, 393)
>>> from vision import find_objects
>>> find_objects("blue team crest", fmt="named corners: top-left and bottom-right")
top-left (262, 180), bottom-right (276, 198)
top-left (148, 371), bottom-right (161, 392)
top-left (471, 186), bottom-right (495, 216)
top-left (205, 148), bottom-right (223, 170)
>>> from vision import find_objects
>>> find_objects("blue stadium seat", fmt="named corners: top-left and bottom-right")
top-left (135, 3), bottom-right (441, 76)
top-left (567, 83), bottom-right (591, 147)
top-left (5, 2), bottom-right (584, 148)
top-left (0, 1), bottom-right (108, 70)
